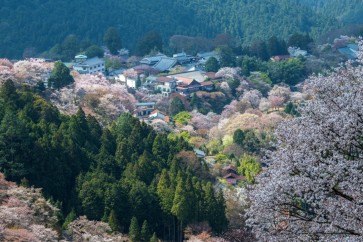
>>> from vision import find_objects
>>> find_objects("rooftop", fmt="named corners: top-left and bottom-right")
top-left (157, 76), bottom-right (174, 82)
top-left (74, 57), bottom-right (104, 66)
top-left (168, 70), bottom-right (207, 83)
top-left (153, 57), bottom-right (177, 72)
top-left (136, 102), bottom-right (156, 107)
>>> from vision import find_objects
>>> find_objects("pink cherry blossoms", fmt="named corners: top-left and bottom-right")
top-left (50, 72), bottom-right (136, 123)
top-left (247, 42), bottom-right (363, 241)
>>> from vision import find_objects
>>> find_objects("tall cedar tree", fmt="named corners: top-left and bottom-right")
top-left (104, 27), bottom-right (122, 55)
top-left (129, 216), bottom-right (141, 242)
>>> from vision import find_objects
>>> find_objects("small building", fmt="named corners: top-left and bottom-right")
top-left (222, 165), bottom-right (238, 176)
top-left (134, 102), bottom-right (156, 117)
top-left (173, 52), bottom-right (193, 64)
top-left (337, 43), bottom-right (358, 60)
top-left (168, 70), bottom-right (208, 83)
top-left (153, 57), bottom-right (178, 72)
top-left (155, 76), bottom-right (177, 96)
top-left (194, 149), bottom-right (206, 158)
top-left (223, 173), bottom-right (246, 186)
top-left (73, 57), bottom-right (105, 74)
top-left (143, 75), bottom-right (158, 90)
top-left (149, 109), bottom-right (170, 123)
top-left (200, 81), bottom-right (214, 91)
top-left (175, 77), bottom-right (201, 96)
top-left (75, 54), bottom-right (88, 63)
top-left (140, 53), bottom-right (167, 65)
top-left (126, 77), bottom-right (138, 89)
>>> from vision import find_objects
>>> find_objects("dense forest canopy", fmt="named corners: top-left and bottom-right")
top-left (299, 0), bottom-right (363, 24)
top-left (0, 79), bottom-right (228, 240)
top-left (2, 0), bottom-right (358, 58)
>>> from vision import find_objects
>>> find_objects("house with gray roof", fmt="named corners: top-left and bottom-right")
top-left (153, 57), bottom-right (177, 72)
top-left (140, 53), bottom-right (167, 65)
top-left (73, 57), bottom-right (105, 74)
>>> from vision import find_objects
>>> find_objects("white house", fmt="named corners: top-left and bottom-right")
top-left (73, 57), bottom-right (105, 74)
top-left (126, 77), bottom-right (138, 89)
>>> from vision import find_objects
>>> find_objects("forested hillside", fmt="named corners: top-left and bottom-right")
top-left (0, 79), bottom-right (228, 240)
top-left (0, 0), bottom-right (338, 58)
top-left (299, 0), bottom-right (363, 24)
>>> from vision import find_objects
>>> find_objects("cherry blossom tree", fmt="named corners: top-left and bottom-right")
top-left (241, 90), bottom-right (262, 109)
top-left (258, 98), bottom-right (270, 112)
top-left (13, 59), bottom-right (53, 86)
top-left (268, 85), bottom-right (291, 103)
top-left (50, 72), bottom-right (136, 123)
top-left (67, 216), bottom-right (127, 242)
top-left (215, 67), bottom-right (241, 79)
top-left (190, 110), bottom-right (221, 131)
top-left (0, 173), bottom-right (59, 241)
top-left (247, 44), bottom-right (363, 241)
top-left (268, 95), bottom-right (284, 110)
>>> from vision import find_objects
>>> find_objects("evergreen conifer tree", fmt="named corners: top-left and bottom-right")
top-left (108, 209), bottom-right (121, 231)
top-left (129, 216), bottom-right (141, 242)
top-left (150, 232), bottom-right (158, 242)
top-left (141, 220), bottom-right (151, 242)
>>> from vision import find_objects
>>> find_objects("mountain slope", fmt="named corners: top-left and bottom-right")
top-left (299, 0), bottom-right (363, 24)
top-left (0, 0), bottom-right (338, 58)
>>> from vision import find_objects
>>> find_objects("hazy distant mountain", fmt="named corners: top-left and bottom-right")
top-left (1, 0), bottom-right (360, 58)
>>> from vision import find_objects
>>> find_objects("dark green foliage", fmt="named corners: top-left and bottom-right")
top-left (0, 80), bottom-right (96, 210)
top-left (136, 31), bottom-right (163, 56)
top-left (150, 232), bottom-right (158, 242)
top-left (108, 209), bottom-right (121, 232)
top-left (288, 33), bottom-right (314, 50)
top-left (249, 41), bottom-right (269, 61)
top-left (0, 0), bottom-right (342, 59)
top-left (61, 34), bottom-right (80, 61)
top-left (33, 81), bottom-right (46, 94)
top-left (267, 36), bottom-right (288, 57)
top-left (48, 61), bottom-right (74, 89)
top-left (136, 78), bottom-right (142, 88)
top-left (0, 84), bottom-right (227, 240)
top-left (237, 55), bottom-right (265, 76)
top-left (267, 57), bottom-right (306, 85)
top-left (1, 79), bottom-right (19, 107)
top-left (141, 220), bottom-right (151, 242)
top-left (214, 190), bottom-right (229, 233)
top-left (233, 129), bottom-right (261, 154)
top-left (104, 27), bottom-right (122, 55)
top-left (85, 45), bottom-right (104, 58)
top-left (62, 208), bottom-right (77, 229)
top-left (129, 217), bottom-right (141, 242)
top-left (233, 129), bottom-right (245, 145)
top-left (203, 183), bottom-right (228, 233)
top-left (169, 97), bottom-right (185, 116)
top-left (204, 57), bottom-right (220, 72)
top-left (217, 46), bottom-right (236, 67)
top-left (285, 102), bottom-right (300, 116)
top-left (227, 78), bottom-right (241, 97)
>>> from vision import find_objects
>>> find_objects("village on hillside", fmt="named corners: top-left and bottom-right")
top-left (0, 35), bottom-right (359, 190)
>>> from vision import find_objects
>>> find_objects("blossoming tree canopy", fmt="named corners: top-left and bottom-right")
top-left (247, 42), bottom-right (363, 241)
